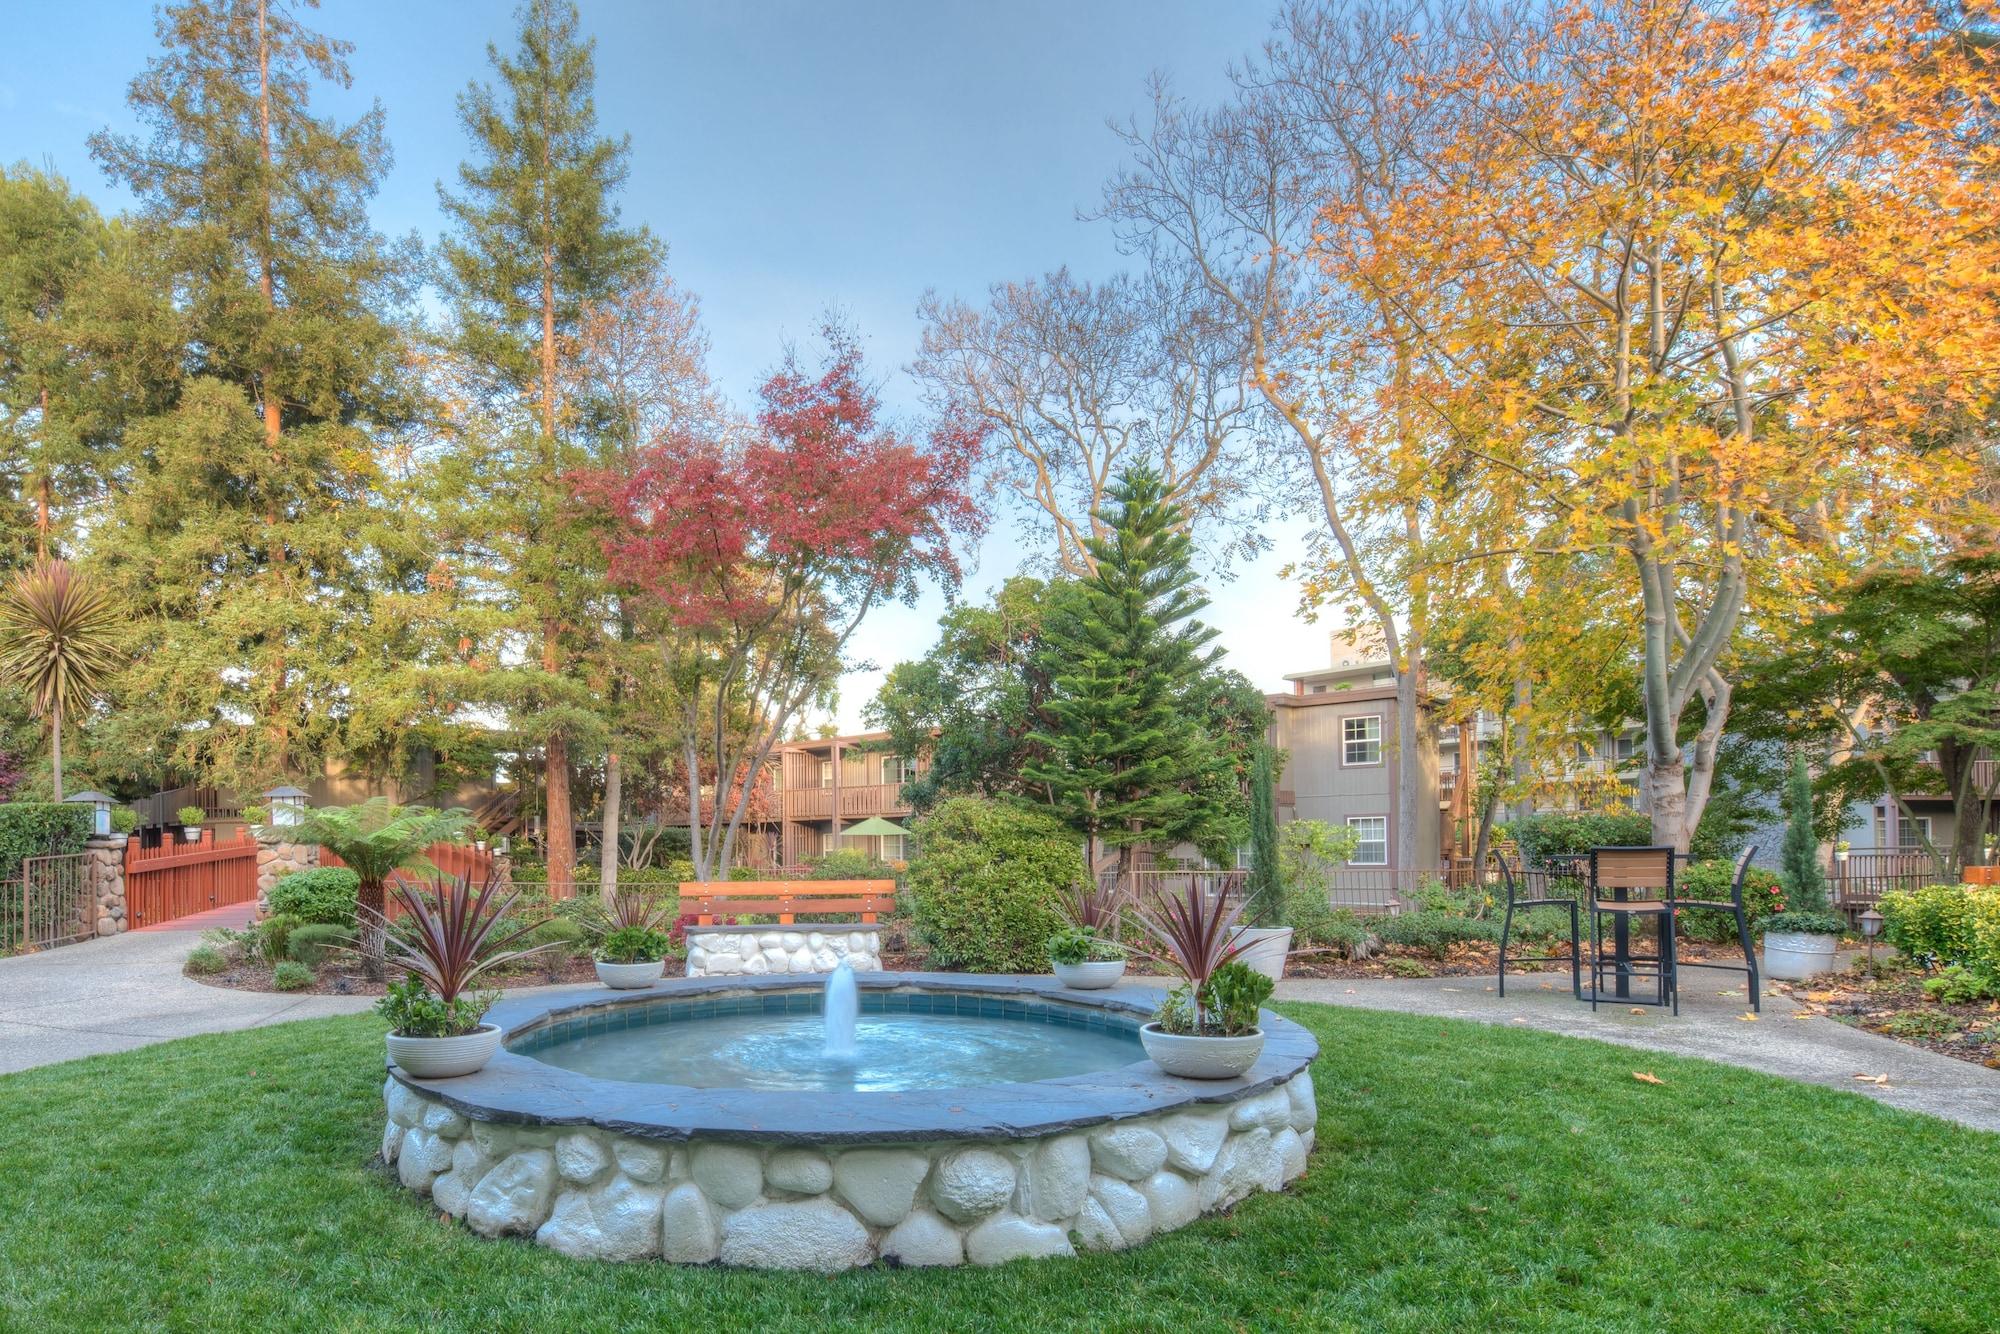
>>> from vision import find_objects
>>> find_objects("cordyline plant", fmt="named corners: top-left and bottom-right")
top-left (1066, 882), bottom-right (1124, 938)
top-left (1129, 881), bottom-right (1252, 1035)
top-left (370, 872), bottom-right (550, 1015)
top-left (0, 559), bottom-right (122, 800)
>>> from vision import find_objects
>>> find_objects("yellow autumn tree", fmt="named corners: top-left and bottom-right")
top-left (1329, 0), bottom-right (1999, 849)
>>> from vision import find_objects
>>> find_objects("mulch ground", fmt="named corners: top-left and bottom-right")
top-left (1778, 961), bottom-right (2000, 1069)
top-left (193, 954), bottom-right (608, 997)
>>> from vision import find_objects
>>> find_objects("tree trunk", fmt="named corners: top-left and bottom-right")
top-left (1394, 669), bottom-right (1424, 877)
top-left (545, 725), bottom-right (574, 893)
top-left (599, 750), bottom-right (621, 907)
top-left (1649, 755), bottom-right (1688, 851)
top-left (49, 696), bottom-right (63, 802)
top-left (358, 876), bottom-right (386, 980)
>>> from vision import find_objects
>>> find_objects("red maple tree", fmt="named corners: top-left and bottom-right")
top-left (576, 324), bottom-right (982, 879)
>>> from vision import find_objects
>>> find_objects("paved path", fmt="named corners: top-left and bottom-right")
top-left (0, 927), bottom-right (374, 1075)
top-left (1276, 966), bottom-right (2000, 1133)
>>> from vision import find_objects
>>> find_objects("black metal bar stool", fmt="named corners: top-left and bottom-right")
top-left (1494, 851), bottom-right (1582, 999)
top-left (1665, 845), bottom-right (1761, 1013)
top-left (1586, 846), bottom-right (1678, 1011)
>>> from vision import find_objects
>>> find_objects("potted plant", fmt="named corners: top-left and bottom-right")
top-left (372, 871), bottom-right (549, 1078)
top-left (471, 825), bottom-right (490, 853)
top-left (1764, 756), bottom-right (1844, 980)
top-left (109, 806), bottom-right (138, 838)
top-left (177, 805), bottom-right (205, 843)
top-left (1230, 747), bottom-right (1293, 981)
top-left (1131, 881), bottom-right (1270, 1078)
top-left (1048, 925), bottom-right (1126, 989)
top-left (1047, 882), bottom-right (1127, 988)
top-left (593, 891), bottom-right (672, 989)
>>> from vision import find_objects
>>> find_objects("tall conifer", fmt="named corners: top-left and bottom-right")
top-left (1024, 466), bottom-right (1222, 889)
top-left (436, 0), bottom-right (653, 889)
top-left (89, 0), bottom-right (412, 787)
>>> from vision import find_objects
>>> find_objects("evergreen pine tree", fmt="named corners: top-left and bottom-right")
top-left (88, 0), bottom-right (414, 787)
top-left (1023, 466), bottom-right (1221, 889)
top-left (436, 0), bottom-right (653, 889)
top-left (1780, 754), bottom-right (1830, 915)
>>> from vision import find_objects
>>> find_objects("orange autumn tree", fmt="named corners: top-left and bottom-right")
top-left (1332, 0), bottom-right (2000, 850)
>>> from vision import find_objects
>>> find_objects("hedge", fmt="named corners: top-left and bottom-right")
top-left (1501, 811), bottom-right (1653, 866)
top-left (906, 798), bottom-right (1084, 973)
top-left (0, 803), bottom-right (93, 882)
top-left (267, 867), bottom-right (361, 926)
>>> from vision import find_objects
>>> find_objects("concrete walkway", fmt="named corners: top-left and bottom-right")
top-left (1276, 966), bottom-right (2000, 1133)
top-left (0, 927), bottom-right (374, 1075)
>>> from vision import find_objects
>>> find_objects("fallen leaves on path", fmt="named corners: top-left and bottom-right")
top-left (1738, 1012), bottom-right (1759, 1022)
top-left (1854, 1073), bottom-right (1891, 1085)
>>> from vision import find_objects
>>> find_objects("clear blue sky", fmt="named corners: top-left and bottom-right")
top-left (1, 0), bottom-right (1331, 728)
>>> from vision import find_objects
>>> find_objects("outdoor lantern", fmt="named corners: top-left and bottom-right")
top-left (263, 785), bottom-right (310, 828)
top-left (1860, 907), bottom-right (1884, 960)
top-left (65, 790), bottom-right (114, 838)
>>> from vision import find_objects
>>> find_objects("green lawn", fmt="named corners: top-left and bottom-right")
top-left (1, 1004), bottom-right (1994, 1333)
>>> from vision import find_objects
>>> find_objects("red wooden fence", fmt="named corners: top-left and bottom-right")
top-left (125, 828), bottom-right (260, 929)
top-left (318, 842), bottom-right (498, 918)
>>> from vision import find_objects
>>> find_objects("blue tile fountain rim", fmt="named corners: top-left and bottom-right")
top-left (390, 972), bottom-right (1319, 1146)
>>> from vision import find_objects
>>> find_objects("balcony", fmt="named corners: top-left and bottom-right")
top-left (780, 782), bottom-right (913, 822)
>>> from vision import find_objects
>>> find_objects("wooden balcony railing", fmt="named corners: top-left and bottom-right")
top-left (780, 782), bottom-right (912, 821)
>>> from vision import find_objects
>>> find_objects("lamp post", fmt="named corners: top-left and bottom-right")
top-left (262, 785), bottom-right (310, 830)
top-left (1860, 907), bottom-right (1884, 962)
top-left (65, 790), bottom-right (114, 838)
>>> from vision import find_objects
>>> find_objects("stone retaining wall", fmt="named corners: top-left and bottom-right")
top-left (381, 1068), bottom-right (1315, 1269)
top-left (685, 924), bottom-right (883, 977)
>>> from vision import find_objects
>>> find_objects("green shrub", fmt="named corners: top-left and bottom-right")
top-left (1880, 884), bottom-right (1986, 966)
top-left (1382, 956), bottom-right (1429, 977)
top-left (1922, 964), bottom-right (2000, 1005)
top-left (266, 867), bottom-right (361, 926)
top-left (597, 924), bottom-right (669, 964)
top-left (0, 802), bottom-right (92, 881)
top-left (286, 923), bottom-right (353, 967)
top-left (523, 917), bottom-right (586, 950)
top-left (907, 797), bottom-right (1084, 973)
top-left (1676, 860), bottom-right (1787, 942)
top-left (1373, 910), bottom-right (1498, 960)
top-left (256, 913), bottom-right (303, 964)
top-left (1501, 812), bottom-right (1652, 866)
top-left (110, 807), bottom-right (138, 835)
top-left (803, 849), bottom-right (896, 881)
top-left (1509, 905), bottom-right (1579, 946)
top-left (184, 944), bottom-right (227, 976)
top-left (271, 960), bottom-right (313, 992)
top-left (1047, 924), bottom-right (1123, 964)
top-left (376, 976), bottom-right (495, 1038)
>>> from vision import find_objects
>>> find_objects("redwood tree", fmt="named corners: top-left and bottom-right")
top-left (437, 0), bottom-right (653, 889)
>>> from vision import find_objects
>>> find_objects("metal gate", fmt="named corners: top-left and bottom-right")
top-left (7, 852), bottom-right (94, 953)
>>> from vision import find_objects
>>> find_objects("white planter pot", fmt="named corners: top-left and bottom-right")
top-left (182, 826), bottom-right (202, 842)
top-left (1051, 958), bottom-right (1127, 990)
top-left (386, 1024), bottom-right (502, 1078)
top-left (595, 959), bottom-right (666, 990)
top-left (1231, 926), bottom-right (1294, 982)
top-left (1139, 1023), bottom-right (1266, 1079)
top-left (1764, 931), bottom-right (1840, 981)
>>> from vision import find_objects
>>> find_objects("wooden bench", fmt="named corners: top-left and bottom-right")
top-left (680, 879), bottom-right (897, 926)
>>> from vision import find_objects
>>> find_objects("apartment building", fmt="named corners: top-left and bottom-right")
top-left (1269, 631), bottom-right (1647, 874)
top-left (738, 731), bottom-right (924, 870)
top-left (1268, 634), bottom-right (1442, 873)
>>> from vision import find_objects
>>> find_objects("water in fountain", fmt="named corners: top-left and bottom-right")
top-left (823, 960), bottom-right (858, 1059)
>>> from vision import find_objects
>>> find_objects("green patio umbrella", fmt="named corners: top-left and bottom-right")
top-left (839, 816), bottom-right (907, 839)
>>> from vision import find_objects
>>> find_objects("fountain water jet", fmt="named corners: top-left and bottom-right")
top-left (823, 960), bottom-right (858, 1059)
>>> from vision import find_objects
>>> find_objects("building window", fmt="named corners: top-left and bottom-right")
top-left (879, 834), bottom-right (906, 861)
top-left (1347, 816), bottom-right (1388, 865)
top-left (882, 755), bottom-right (915, 784)
top-left (1343, 715), bottom-right (1382, 766)
top-left (1878, 811), bottom-right (1933, 847)
top-left (817, 760), bottom-right (834, 788)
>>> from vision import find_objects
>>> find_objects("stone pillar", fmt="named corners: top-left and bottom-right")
top-left (255, 833), bottom-right (320, 914)
top-left (87, 835), bottom-right (129, 937)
